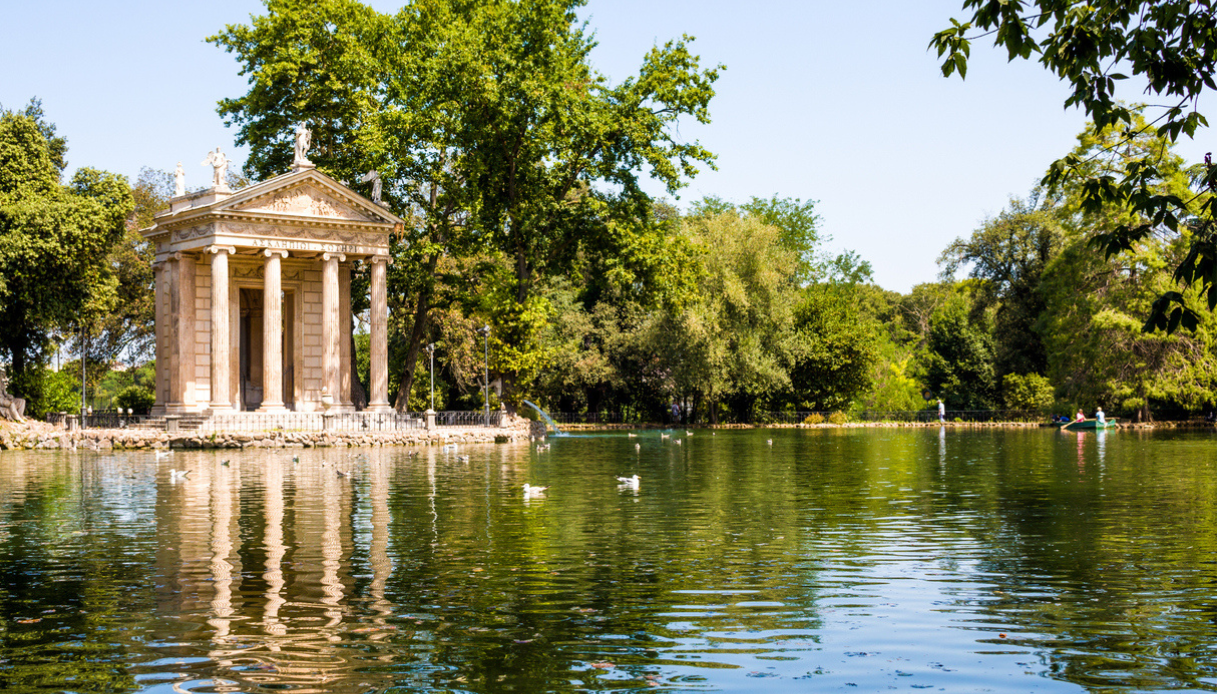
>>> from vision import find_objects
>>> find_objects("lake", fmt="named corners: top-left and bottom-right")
top-left (2, 427), bottom-right (1217, 692)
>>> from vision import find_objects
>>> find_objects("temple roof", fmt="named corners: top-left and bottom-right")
top-left (142, 168), bottom-right (405, 262)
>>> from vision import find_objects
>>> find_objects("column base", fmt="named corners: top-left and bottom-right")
top-left (366, 403), bottom-right (393, 413)
top-left (257, 402), bottom-right (289, 413)
top-left (209, 403), bottom-right (234, 413)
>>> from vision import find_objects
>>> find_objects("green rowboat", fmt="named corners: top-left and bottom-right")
top-left (1062, 418), bottom-right (1118, 431)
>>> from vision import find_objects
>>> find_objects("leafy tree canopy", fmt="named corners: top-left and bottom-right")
top-left (932, 0), bottom-right (1217, 334)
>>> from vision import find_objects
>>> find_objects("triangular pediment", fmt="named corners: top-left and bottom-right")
top-left (232, 182), bottom-right (376, 221)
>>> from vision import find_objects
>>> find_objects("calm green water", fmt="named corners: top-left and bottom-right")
top-left (2, 428), bottom-right (1217, 693)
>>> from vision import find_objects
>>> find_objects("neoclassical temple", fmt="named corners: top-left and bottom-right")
top-left (142, 151), bottom-right (403, 416)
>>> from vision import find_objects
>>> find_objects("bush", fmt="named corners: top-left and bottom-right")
top-left (1002, 372), bottom-right (1055, 411)
top-left (827, 411), bottom-right (848, 425)
top-left (10, 368), bottom-right (78, 419)
top-left (115, 385), bottom-right (155, 414)
top-left (803, 413), bottom-right (825, 424)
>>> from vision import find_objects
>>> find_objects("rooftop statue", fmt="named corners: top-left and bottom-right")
top-left (360, 168), bottom-right (383, 205)
top-left (293, 123), bottom-right (313, 169)
top-left (174, 162), bottom-right (185, 197)
top-left (202, 147), bottom-right (230, 190)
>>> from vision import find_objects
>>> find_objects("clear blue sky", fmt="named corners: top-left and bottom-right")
top-left (3, 1), bottom-right (1207, 291)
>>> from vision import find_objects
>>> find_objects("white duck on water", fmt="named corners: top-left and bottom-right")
top-left (523, 483), bottom-right (548, 498)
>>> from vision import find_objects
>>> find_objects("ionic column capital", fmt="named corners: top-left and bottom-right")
top-left (371, 254), bottom-right (393, 266)
top-left (262, 248), bottom-right (290, 259)
top-left (206, 245), bottom-right (237, 256)
top-left (321, 252), bottom-right (346, 263)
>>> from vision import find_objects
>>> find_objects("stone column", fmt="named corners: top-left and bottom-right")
top-left (229, 293), bottom-right (240, 410)
top-left (259, 249), bottom-right (289, 412)
top-left (207, 246), bottom-right (235, 411)
top-left (321, 252), bottom-right (345, 408)
top-left (339, 263), bottom-right (353, 409)
top-left (367, 256), bottom-right (391, 412)
top-left (171, 252), bottom-right (197, 413)
top-left (152, 262), bottom-right (167, 415)
top-left (166, 257), bottom-right (182, 411)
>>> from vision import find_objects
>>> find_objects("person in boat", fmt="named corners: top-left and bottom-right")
top-left (1075, 409), bottom-right (1085, 422)
top-left (1096, 407), bottom-right (1105, 424)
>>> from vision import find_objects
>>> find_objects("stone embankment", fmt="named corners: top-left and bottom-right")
top-left (0, 417), bottom-right (533, 452)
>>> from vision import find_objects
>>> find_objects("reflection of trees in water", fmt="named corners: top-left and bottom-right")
top-left (15, 434), bottom-right (1217, 691)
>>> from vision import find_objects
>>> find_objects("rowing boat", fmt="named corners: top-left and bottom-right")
top-left (1062, 418), bottom-right (1118, 431)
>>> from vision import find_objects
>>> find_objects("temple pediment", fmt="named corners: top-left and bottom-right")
top-left (231, 182), bottom-right (377, 222)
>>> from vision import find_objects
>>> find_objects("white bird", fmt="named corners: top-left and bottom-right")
top-left (767, 439), bottom-right (773, 446)
top-left (635, 443), bottom-right (641, 451)
top-left (523, 483), bottom-right (547, 497)
top-left (169, 468), bottom-right (190, 481)
top-left (616, 474), bottom-right (640, 489)
top-left (156, 450), bottom-right (173, 460)
top-left (627, 433), bottom-right (638, 438)
top-left (660, 433), bottom-right (670, 440)
top-left (675, 439), bottom-right (682, 445)
top-left (686, 430), bottom-right (693, 436)
top-left (457, 454), bottom-right (470, 462)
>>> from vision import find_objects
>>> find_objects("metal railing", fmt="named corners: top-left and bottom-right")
top-left (754, 410), bottom-right (1043, 424)
top-left (436, 410), bottom-right (502, 427)
top-left (200, 411), bottom-right (424, 432)
top-left (197, 410), bottom-right (499, 433)
top-left (45, 411), bottom-right (152, 428)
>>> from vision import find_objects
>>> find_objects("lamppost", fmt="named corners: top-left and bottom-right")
top-left (476, 325), bottom-right (490, 427)
top-left (425, 343), bottom-right (435, 412)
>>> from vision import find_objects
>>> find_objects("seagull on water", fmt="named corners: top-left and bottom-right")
top-left (457, 454), bottom-right (470, 463)
top-left (635, 443), bottom-right (641, 451)
top-left (523, 483), bottom-right (547, 498)
top-left (156, 450), bottom-right (173, 460)
top-left (767, 439), bottom-right (773, 446)
top-left (169, 469), bottom-right (190, 482)
top-left (675, 439), bottom-right (682, 445)
top-left (616, 474), bottom-right (640, 490)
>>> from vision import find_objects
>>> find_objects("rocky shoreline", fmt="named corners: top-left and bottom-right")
top-left (0, 417), bottom-right (540, 451)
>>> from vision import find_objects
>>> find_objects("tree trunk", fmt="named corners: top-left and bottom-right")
top-left (392, 254), bottom-right (440, 412)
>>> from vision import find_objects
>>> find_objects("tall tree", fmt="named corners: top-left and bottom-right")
top-left (396, 0), bottom-right (721, 404)
top-left (932, 0), bottom-right (1217, 333)
top-left (0, 107), bottom-right (133, 409)
top-left (939, 197), bottom-right (1063, 377)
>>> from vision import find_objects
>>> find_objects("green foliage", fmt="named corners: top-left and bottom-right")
top-left (921, 286), bottom-right (997, 409)
top-left (786, 283), bottom-right (879, 411)
top-left (1002, 372), bottom-right (1055, 411)
top-left (213, 0), bottom-right (722, 409)
top-left (652, 211), bottom-right (804, 421)
top-left (932, 2), bottom-right (1217, 333)
top-left (12, 368), bottom-right (78, 418)
top-left (827, 411), bottom-right (848, 425)
top-left (0, 106), bottom-right (134, 416)
top-left (939, 197), bottom-right (1063, 377)
top-left (114, 385), bottom-right (155, 414)
top-left (803, 412), bottom-right (824, 424)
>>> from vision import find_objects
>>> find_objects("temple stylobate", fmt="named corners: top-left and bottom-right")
top-left (141, 157), bottom-right (403, 416)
